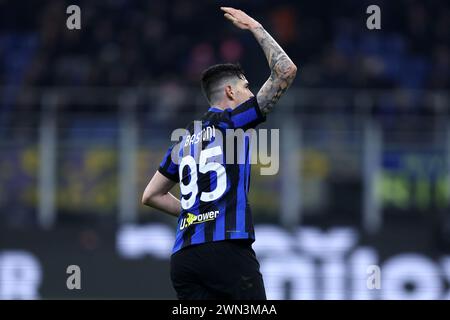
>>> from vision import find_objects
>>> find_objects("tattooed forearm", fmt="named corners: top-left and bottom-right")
top-left (258, 69), bottom-right (295, 114)
top-left (251, 26), bottom-right (297, 115)
top-left (252, 26), bottom-right (291, 72)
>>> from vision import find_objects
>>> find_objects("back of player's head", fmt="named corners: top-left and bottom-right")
top-left (201, 63), bottom-right (245, 104)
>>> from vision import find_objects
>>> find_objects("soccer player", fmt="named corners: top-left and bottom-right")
top-left (142, 7), bottom-right (297, 300)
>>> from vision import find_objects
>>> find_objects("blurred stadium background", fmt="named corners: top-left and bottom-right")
top-left (0, 0), bottom-right (449, 299)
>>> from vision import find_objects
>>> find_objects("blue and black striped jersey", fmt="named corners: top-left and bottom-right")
top-left (158, 96), bottom-right (266, 254)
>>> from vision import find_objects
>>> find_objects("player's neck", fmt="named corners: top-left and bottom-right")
top-left (212, 100), bottom-right (238, 111)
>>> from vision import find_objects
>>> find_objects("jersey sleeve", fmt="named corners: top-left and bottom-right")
top-left (229, 96), bottom-right (266, 130)
top-left (157, 144), bottom-right (179, 183)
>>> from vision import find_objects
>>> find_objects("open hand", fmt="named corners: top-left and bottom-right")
top-left (220, 7), bottom-right (261, 30)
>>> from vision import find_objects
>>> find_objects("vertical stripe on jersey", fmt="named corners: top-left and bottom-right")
top-left (181, 138), bottom-right (198, 247)
top-left (173, 237), bottom-right (183, 253)
top-left (244, 136), bottom-right (251, 192)
top-left (192, 137), bottom-right (211, 245)
top-left (244, 136), bottom-right (253, 235)
top-left (213, 201), bottom-right (226, 241)
top-left (231, 135), bottom-right (247, 239)
top-left (224, 136), bottom-right (238, 239)
top-left (172, 142), bottom-right (186, 253)
top-left (202, 151), bottom-right (217, 242)
top-left (191, 220), bottom-right (205, 244)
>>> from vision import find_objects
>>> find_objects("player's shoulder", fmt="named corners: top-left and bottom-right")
top-left (200, 110), bottom-right (234, 130)
top-left (231, 96), bottom-right (259, 115)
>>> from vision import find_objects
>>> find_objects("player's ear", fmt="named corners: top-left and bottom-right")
top-left (224, 85), bottom-right (234, 100)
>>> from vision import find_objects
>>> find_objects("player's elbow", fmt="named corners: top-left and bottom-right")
top-left (141, 193), bottom-right (150, 206)
top-left (277, 65), bottom-right (297, 87)
top-left (290, 64), bottom-right (298, 77)
top-left (284, 63), bottom-right (297, 79)
top-left (142, 190), bottom-right (156, 207)
top-left (275, 59), bottom-right (297, 80)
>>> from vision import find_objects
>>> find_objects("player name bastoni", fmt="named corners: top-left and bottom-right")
top-left (184, 125), bottom-right (216, 146)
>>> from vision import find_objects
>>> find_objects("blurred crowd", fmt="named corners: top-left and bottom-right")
top-left (0, 0), bottom-right (449, 227)
top-left (0, 0), bottom-right (449, 120)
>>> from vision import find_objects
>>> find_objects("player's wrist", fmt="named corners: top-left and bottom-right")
top-left (249, 22), bottom-right (263, 33)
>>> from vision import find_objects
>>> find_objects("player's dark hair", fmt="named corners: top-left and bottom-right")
top-left (200, 63), bottom-right (245, 104)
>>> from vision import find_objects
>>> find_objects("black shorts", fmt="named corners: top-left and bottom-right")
top-left (170, 239), bottom-right (266, 300)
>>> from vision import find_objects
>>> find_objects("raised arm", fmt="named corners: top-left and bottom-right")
top-left (221, 7), bottom-right (297, 115)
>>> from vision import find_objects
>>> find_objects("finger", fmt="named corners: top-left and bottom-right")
top-left (224, 14), bottom-right (241, 28)
top-left (224, 13), bottom-right (237, 23)
top-left (220, 7), bottom-right (236, 13)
